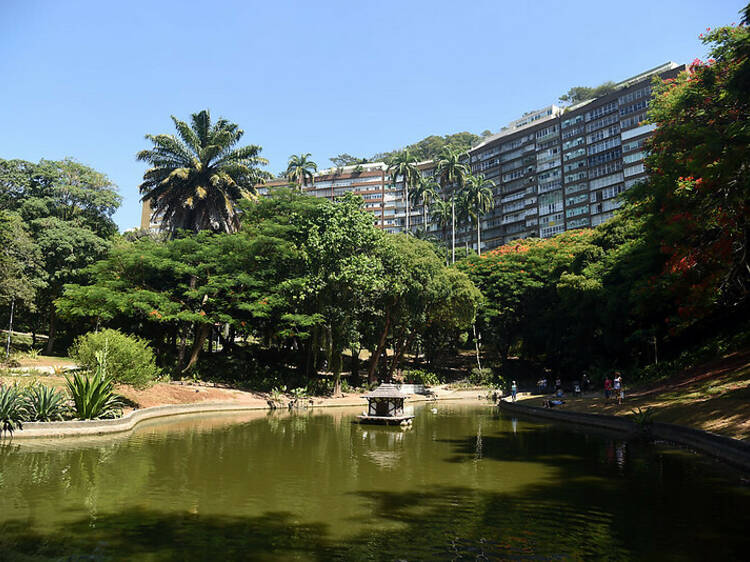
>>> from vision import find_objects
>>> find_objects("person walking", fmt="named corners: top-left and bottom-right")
top-left (511, 380), bottom-right (518, 402)
top-left (614, 372), bottom-right (624, 405)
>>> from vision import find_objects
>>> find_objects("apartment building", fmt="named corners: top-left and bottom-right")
top-left (141, 61), bottom-right (685, 251)
top-left (456, 61), bottom-right (685, 250)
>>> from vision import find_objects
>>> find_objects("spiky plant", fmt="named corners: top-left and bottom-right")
top-left (138, 109), bottom-right (269, 237)
top-left (0, 384), bottom-right (27, 436)
top-left (387, 150), bottom-right (420, 232)
top-left (24, 384), bottom-right (68, 422)
top-left (65, 350), bottom-right (122, 420)
top-left (286, 154), bottom-right (318, 191)
top-left (434, 148), bottom-right (470, 263)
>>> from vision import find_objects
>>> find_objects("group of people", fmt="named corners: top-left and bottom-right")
top-left (603, 372), bottom-right (625, 405)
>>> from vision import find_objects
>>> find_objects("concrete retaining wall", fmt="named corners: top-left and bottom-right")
top-left (498, 400), bottom-right (750, 471)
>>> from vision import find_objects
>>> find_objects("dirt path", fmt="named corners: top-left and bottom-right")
top-left (520, 349), bottom-right (750, 441)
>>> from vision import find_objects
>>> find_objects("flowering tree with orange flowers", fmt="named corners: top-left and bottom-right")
top-left (627, 16), bottom-right (750, 328)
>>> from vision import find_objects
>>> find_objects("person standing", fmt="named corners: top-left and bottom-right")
top-left (511, 380), bottom-right (518, 402)
top-left (604, 376), bottom-right (612, 401)
top-left (614, 372), bottom-right (624, 405)
top-left (555, 377), bottom-right (562, 392)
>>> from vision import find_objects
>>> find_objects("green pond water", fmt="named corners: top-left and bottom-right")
top-left (0, 402), bottom-right (749, 561)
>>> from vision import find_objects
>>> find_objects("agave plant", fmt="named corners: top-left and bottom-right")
top-left (0, 384), bottom-right (27, 436)
top-left (65, 349), bottom-right (123, 420)
top-left (65, 372), bottom-right (123, 420)
top-left (24, 384), bottom-right (68, 422)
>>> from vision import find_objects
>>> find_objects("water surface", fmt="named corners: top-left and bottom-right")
top-left (1, 402), bottom-right (748, 560)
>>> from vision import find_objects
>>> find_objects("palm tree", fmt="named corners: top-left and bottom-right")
top-left (137, 109), bottom-right (267, 237)
top-left (463, 174), bottom-right (496, 255)
top-left (434, 148), bottom-right (470, 263)
top-left (410, 176), bottom-right (439, 233)
top-left (429, 197), bottom-right (453, 265)
top-left (386, 150), bottom-right (420, 233)
top-left (286, 153), bottom-right (318, 191)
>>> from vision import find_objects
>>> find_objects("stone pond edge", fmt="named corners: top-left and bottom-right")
top-left (7, 394), bottom-right (468, 440)
top-left (497, 400), bottom-right (750, 472)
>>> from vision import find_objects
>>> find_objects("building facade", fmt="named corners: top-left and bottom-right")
top-left (141, 62), bottom-right (685, 252)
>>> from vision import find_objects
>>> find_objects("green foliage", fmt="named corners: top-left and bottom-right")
top-left (65, 353), bottom-right (123, 420)
top-left (0, 210), bottom-right (44, 309)
top-left (137, 109), bottom-right (269, 236)
top-left (402, 369), bottom-right (441, 386)
top-left (630, 407), bottom-right (655, 426)
top-left (68, 329), bottom-right (161, 389)
top-left (559, 81), bottom-right (617, 104)
top-left (286, 153), bottom-right (317, 190)
top-left (375, 132), bottom-right (480, 163)
top-left (330, 154), bottom-right (368, 168)
top-left (469, 367), bottom-right (500, 388)
top-left (0, 384), bottom-right (27, 436)
top-left (23, 384), bottom-right (68, 422)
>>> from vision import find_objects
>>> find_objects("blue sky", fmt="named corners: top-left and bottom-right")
top-left (0, 0), bottom-right (744, 230)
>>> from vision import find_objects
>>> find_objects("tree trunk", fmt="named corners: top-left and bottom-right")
top-left (388, 330), bottom-right (417, 380)
top-left (477, 216), bottom-right (481, 256)
top-left (473, 323), bottom-right (482, 370)
top-left (451, 196), bottom-right (456, 264)
top-left (332, 348), bottom-right (343, 396)
top-left (367, 308), bottom-right (392, 383)
top-left (181, 323), bottom-right (210, 373)
top-left (405, 182), bottom-right (409, 233)
top-left (350, 347), bottom-right (361, 388)
top-left (44, 305), bottom-right (56, 355)
top-left (177, 325), bottom-right (188, 369)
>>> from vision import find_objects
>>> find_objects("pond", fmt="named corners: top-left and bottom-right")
top-left (1, 402), bottom-right (748, 560)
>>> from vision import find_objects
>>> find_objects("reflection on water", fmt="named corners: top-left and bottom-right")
top-left (0, 402), bottom-right (748, 560)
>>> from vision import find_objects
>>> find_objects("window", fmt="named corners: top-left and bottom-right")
top-left (564, 160), bottom-right (586, 173)
top-left (539, 211), bottom-right (564, 227)
top-left (587, 148), bottom-right (622, 167)
top-left (565, 170), bottom-right (588, 183)
top-left (623, 163), bottom-right (646, 177)
top-left (537, 159), bottom-right (561, 172)
top-left (564, 182), bottom-right (587, 195)
top-left (499, 149), bottom-right (523, 163)
top-left (619, 99), bottom-right (648, 117)
top-left (566, 193), bottom-right (588, 207)
top-left (622, 138), bottom-right (645, 153)
top-left (566, 204), bottom-right (589, 218)
top-left (620, 112), bottom-right (647, 129)
top-left (589, 172), bottom-right (624, 190)
top-left (589, 161), bottom-right (623, 179)
top-left (588, 136), bottom-right (621, 155)
top-left (618, 86), bottom-right (651, 105)
top-left (567, 217), bottom-right (590, 229)
top-left (621, 123), bottom-right (656, 140)
top-left (540, 224), bottom-right (565, 238)
top-left (623, 151), bottom-right (646, 164)
top-left (586, 113), bottom-right (619, 133)
top-left (539, 191), bottom-right (563, 215)
top-left (591, 211), bottom-right (614, 226)
top-left (564, 147), bottom-right (586, 161)
top-left (585, 101), bottom-right (618, 122)
top-left (563, 136), bottom-right (585, 150)
top-left (587, 125), bottom-right (620, 144)
top-left (561, 125), bottom-right (585, 140)
top-left (562, 114), bottom-right (584, 128)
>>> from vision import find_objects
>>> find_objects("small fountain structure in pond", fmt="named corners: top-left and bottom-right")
top-left (358, 383), bottom-right (414, 426)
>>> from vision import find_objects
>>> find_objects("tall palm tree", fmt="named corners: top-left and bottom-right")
top-left (410, 176), bottom-right (439, 233)
top-left (463, 174), bottom-right (496, 255)
top-left (434, 148), bottom-right (470, 263)
top-left (286, 153), bottom-right (318, 191)
top-left (429, 197), bottom-right (453, 265)
top-left (138, 109), bottom-right (267, 237)
top-left (386, 150), bottom-right (420, 233)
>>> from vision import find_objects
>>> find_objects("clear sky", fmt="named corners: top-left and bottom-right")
top-left (0, 0), bottom-right (744, 230)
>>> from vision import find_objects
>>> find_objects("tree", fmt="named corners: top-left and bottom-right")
top-left (330, 154), bottom-right (368, 167)
top-left (559, 81), bottom-right (617, 105)
top-left (286, 153), bottom-right (318, 191)
top-left (410, 176), bottom-right (439, 233)
top-left (462, 174), bottom-right (496, 255)
top-left (434, 148), bottom-right (470, 263)
top-left (0, 158), bottom-right (120, 352)
top-left (386, 150), bottom-right (420, 232)
top-left (137, 109), bottom-right (267, 236)
top-left (429, 197), bottom-right (453, 264)
top-left (374, 132), bottom-right (480, 162)
top-left (625, 20), bottom-right (750, 329)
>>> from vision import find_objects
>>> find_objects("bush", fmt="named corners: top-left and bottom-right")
top-left (403, 369), bottom-right (441, 386)
top-left (24, 384), bottom-right (68, 421)
top-left (69, 329), bottom-right (161, 389)
top-left (469, 367), bottom-right (504, 388)
top-left (0, 384), bottom-right (27, 436)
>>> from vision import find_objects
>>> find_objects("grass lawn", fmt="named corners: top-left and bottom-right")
top-left (521, 348), bottom-right (750, 441)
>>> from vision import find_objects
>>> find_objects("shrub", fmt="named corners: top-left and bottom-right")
top-left (403, 369), bottom-right (441, 386)
top-left (65, 372), bottom-right (123, 420)
top-left (469, 367), bottom-right (504, 389)
top-left (0, 384), bottom-right (27, 436)
top-left (69, 329), bottom-right (161, 389)
top-left (24, 384), bottom-right (68, 422)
